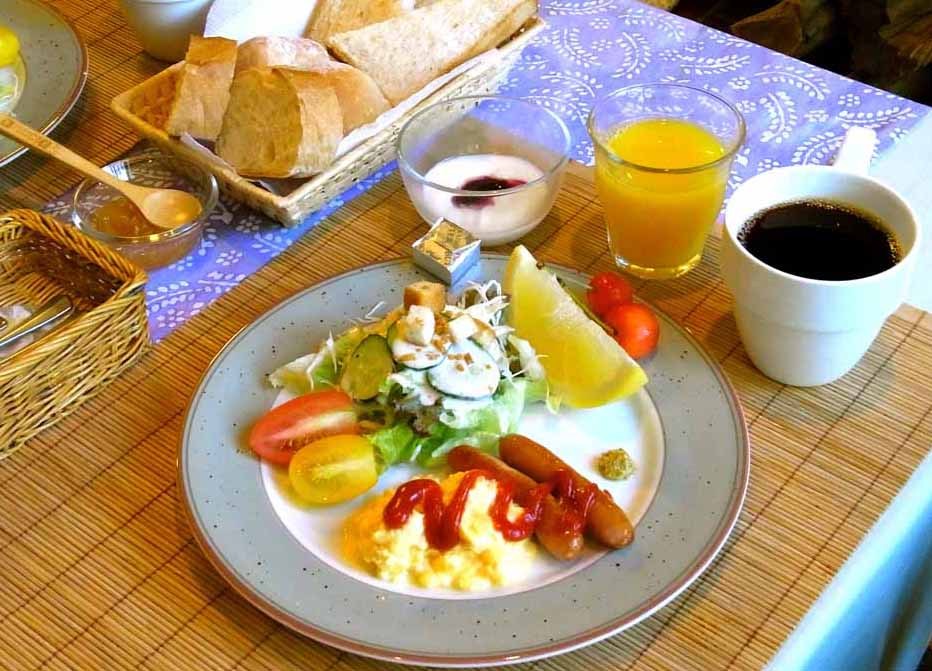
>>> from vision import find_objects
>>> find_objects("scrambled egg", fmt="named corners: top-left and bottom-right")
top-left (342, 473), bottom-right (536, 591)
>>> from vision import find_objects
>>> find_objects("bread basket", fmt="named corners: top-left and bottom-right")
top-left (110, 18), bottom-right (545, 226)
top-left (0, 210), bottom-right (149, 456)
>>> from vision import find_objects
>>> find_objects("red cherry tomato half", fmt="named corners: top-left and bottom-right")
top-left (248, 389), bottom-right (359, 466)
top-left (604, 302), bottom-right (660, 359)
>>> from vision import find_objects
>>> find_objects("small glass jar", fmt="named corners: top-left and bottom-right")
top-left (72, 153), bottom-right (218, 270)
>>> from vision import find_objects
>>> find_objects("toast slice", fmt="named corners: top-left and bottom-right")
top-left (327, 0), bottom-right (535, 104)
top-left (236, 36), bottom-right (331, 74)
top-left (216, 68), bottom-right (343, 178)
top-left (306, 0), bottom-right (415, 43)
top-left (165, 36), bottom-right (238, 140)
top-left (301, 62), bottom-right (389, 132)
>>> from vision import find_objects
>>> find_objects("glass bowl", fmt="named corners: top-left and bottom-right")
top-left (72, 153), bottom-right (218, 270)
top-left (397, 95), bottom-right (571, 246)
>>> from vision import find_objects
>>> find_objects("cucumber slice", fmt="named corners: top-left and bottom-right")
top-left (339, 335), bottom-right (394, 400)
top-left (427, 340), bottom-right (500, 399)
top-left (387, 321), bottom-right (447, 370)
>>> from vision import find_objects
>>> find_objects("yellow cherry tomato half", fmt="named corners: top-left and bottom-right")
top-left (288, 434), bottom-right (378, 505)
top-left (0, 26), bottom-right (20, 68)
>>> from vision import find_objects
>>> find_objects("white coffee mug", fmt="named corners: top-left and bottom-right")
top-left (720, 128), bottom-right (921, 386)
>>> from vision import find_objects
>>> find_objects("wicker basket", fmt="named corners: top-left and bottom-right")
top-left (0, 210), bottom-right (150, 457)
top-left (110, 18), bottom-right (545, 226)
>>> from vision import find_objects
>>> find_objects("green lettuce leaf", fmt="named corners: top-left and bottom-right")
top-left (368, 422), bottom-right (417, 468)
top-left (267, 328), bottom-right (365, 395)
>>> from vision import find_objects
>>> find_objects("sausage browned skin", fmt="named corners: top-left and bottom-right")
top-left (447, 446), bottom-right (584, 560)
top-left (498, 434), bottom-right (634, 549)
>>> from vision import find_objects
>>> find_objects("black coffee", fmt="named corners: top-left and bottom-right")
top-left (738, 200), bottom-right (901, 281)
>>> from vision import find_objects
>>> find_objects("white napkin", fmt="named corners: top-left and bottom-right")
top-left (204, 0), bottom-right (318, 42)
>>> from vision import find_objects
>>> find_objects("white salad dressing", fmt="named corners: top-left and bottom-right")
top-left (419, 154), bottom-right (551, 245)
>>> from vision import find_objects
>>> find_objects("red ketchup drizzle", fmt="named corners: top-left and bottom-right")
top-left (451, 176), bottom-right (528, 209)
top-left (382, 469), bottom-right (597, 551)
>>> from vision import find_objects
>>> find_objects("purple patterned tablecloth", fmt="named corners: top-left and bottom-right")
top-left (44, 0), bottom-right (929, 342)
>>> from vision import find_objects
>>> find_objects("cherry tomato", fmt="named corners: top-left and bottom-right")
top-left (587, 272), bottom-right (634, 318)
top-left (249, 390), bottom-right (358, 466)
top-left (604, 302), bottom-right (660, 359)
top-left (590, 271), bottom-right (631, 294)
top-left (289, 435), bottom-right (378, 504)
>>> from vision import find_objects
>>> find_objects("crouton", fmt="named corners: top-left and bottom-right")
top-left (403, 281), bottom-right (446, 313)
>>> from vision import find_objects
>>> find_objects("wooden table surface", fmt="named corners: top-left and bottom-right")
top-left (2, 3), bottom-right (931, 670)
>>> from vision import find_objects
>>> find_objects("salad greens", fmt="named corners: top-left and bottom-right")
top-left (268, 281), bottom-right (556, 469)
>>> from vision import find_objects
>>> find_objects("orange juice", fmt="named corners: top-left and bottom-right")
top-left (594, 118), bottom-right (730, 278)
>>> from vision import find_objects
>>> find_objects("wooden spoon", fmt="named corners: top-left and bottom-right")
top-left (0, 113), bottom-right (202, 230)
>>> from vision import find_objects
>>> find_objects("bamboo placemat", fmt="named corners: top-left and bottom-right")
top-left (1, 163), bottom-right (929, 670)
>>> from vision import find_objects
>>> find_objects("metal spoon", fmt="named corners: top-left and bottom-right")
top-left (0, 113), bottom-right (202, 230)
top-left (0, 295), bottom-right (73, 351)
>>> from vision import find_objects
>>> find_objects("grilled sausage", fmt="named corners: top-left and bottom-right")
top-left (447, 446), bottom-right (584, 560)
top-left (498, 434), bottom-right (634, 548)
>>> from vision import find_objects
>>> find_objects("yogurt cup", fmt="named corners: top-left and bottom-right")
top-left (398, 96), bottom-right (571, 247)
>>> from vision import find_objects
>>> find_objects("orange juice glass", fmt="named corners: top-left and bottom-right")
top-left (588, 84), bottom-right (745, 279)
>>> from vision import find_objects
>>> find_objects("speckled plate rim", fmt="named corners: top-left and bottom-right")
top-left (0, 0), bottom-right (88, 167)
top-left (178, 255), bottom-right (750, 668)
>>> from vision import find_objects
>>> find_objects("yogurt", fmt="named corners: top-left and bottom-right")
top-left (417, 154), bottom-right (551, 245)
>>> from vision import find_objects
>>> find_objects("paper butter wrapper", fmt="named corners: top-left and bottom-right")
top-left (181, 48), bottom-right (500, 197)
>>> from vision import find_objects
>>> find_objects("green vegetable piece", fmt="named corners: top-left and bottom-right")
top-left (340, 335), bottom-right (394, 400)
top-left (368, 422), bottom-right (417, 467)
top-left (596, 448), bottom-right (635, 481)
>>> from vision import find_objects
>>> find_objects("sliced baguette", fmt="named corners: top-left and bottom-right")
top-left (300, 62), bottom-right (389, 131)
top-left (216, 68), bottom-right (343, 178)
top-left (235, 36), bottom-right (331, 74)
top-left (306, 0), bottom-right (414, 43)
top-left (327, 0), bottom-right (536, 104)
top-left (165, 36), bottom-right (238, 140)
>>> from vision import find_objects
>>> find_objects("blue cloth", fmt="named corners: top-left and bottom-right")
top-left (769, 453), bottom-right (932, 670)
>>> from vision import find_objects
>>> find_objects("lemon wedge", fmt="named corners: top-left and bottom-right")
top-left (0, 26), bottom-right (20, 69)
top-left (503, 245), bottom-right (648, 408)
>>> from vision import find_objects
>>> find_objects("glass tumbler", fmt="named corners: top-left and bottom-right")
top-left (588, 84), bottom-right (745, 279)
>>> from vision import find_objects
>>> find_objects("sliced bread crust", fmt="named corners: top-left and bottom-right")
top-left (236, 36), bottom-right (331, 74)
top-left (306, 0), bottom-right (414, 43)
top-left (300, 62), bottom-right (389, 132)
top-left (327, 0), bottom-right (536, 104)
top-left (165, 36), bottom-right (238, 141)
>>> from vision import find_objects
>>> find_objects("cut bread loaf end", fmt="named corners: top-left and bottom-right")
top-left (165, 36), bottom-right (238, 141)
top-left (216, 68), bottom-right (343, 179)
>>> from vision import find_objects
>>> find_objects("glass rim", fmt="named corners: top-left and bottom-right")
top-left (587, 83), bottom-right (747, 175)
top-left (396, 95), bottom-right (572, 197)
top-left (73, 154), bottom-right (218, 244)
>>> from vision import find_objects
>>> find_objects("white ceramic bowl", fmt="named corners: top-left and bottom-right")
top-left (397, 96), bottom-right (571, 246)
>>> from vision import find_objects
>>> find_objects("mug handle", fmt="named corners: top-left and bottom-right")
top-left (833, 126), bottom-right (877, 175)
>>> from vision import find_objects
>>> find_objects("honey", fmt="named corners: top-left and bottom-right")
top-left (90, 197), bottom-right (165, 237)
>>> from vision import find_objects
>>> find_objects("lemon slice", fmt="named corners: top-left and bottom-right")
top-left (503, 245), bottom-right (648, 408)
